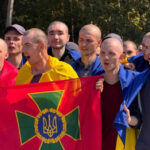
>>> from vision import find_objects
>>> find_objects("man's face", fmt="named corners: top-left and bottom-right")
top-left (22, 35), bottom-right (41, 66)
top-left (100, 43), bottom-right (121, 72)
top-left (48, 23), bottom-right (70, 49)
top-left (78, 30), bottom-right (100, 56)
top-left (123, 43), bottom-right (137, 57)
top-left (0, 44), bottom-right (8, 72)
top-left (142, 37), bottom-right (150, 64)
top-left (4, 30), bottom-right (23, 55)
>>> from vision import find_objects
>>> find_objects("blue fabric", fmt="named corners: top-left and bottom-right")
top-left (66, 46), bottom-right (81, 61)
top-left (72, 56), bottom-right (104, 77)
top-left (113, 65), bottom-right (150, 144)
top-left (128, 53), bottom-right (149, 72)
top-left (47, 46), bottom-right (81, 63)
top-left (21, 57), bottom-right (26, 66)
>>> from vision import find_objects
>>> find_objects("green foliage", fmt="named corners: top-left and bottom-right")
top-left (1, 0), bottom-right (150, 44)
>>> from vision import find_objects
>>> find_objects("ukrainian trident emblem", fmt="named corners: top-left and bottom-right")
top-left (16, 91), bottom-right (80, 149)
top-left (35, 108), bottom-right (66, 143)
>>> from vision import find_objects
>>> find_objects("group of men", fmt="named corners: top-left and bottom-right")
top-left (0, 21), bottom-right (150, 150)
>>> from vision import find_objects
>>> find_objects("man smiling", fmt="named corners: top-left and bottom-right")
top-left (72, 24), bottom-right (103, 77)
top-left (47, 21), bottom-right (81, 65)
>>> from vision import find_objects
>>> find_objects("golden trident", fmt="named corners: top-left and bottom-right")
top-left (43, 114), bottom-right (58, 137)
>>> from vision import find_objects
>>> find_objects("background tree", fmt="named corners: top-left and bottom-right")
top-left (1, 0), bottom-right (150, 44)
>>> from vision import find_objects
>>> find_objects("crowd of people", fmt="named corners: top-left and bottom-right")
top-left (0, 21), bottom-right (150, 150)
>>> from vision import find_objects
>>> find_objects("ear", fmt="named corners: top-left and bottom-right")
top-left (67, 34), bottom-right (70, 42)
top-left (39, 42), bottom-right (45, 50)
top-left (5, 52), bottom-right (8, 60)
top-left (136, 50), bottom-right (139, 55)
top-left (99, 39), bottom-right (102, 46)
top-left (120, 53), bottom-right (126, 60)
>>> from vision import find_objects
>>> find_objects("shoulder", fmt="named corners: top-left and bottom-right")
top-left (0, 61), bottom-right (18, 86)
top-left (3, 60), bottom-right (18, 75)
top-left (16, 61), bottom-right (33, 84)
top-left (66, 47), bottom-right (81, 60)
top-left (49, 56), bottom-right (78, 79)
top-left (128, 53), bottom-right (144, 63)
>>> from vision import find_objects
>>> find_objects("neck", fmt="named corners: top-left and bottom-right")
top-left (0, 63), bottom-right (3, 74)
top-left (104, 65), bottom-right (120, 85)
top-left (52, 46), bottom-right (65, 59)
top-left (31, 54), bottom-right (50, 75)
top-left (7, 53), bottom-right (22, 68)
top-left (81, 54), bottom-right (96, 68)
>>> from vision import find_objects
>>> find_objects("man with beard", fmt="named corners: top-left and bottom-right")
top-left (47, 21), bottom-right (81, 65)
top-left (4, 24), bottom-right (26, 69)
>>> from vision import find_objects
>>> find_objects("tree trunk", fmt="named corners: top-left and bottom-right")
top-left (6, 0), bottom-right (14, 27)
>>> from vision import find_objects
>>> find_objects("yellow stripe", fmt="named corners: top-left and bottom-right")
top-left (115, 128), bottom-right (139, 150)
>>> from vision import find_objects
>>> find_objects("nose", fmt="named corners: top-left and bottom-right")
top-left (54, 34), bottom-right (59, 40)
top-left (103, 54), bottom-right (109, 60)
top-left (7, 39), bottom-right (14, 44)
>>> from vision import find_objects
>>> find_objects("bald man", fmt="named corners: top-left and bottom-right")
top-left (126, 33), bottom-right (150, 72)
top-left (124, 33), bottom-right (150, 150)
top-left (16, 28), bottom-right (78, 84)
top-left (47, 21), bottom-right (81, 65)
top-left (123, 40), bottom-right (138, 57)
top-left (0, 38), bottom-right (18, 86)
top-left (72, 24), bottom-right (104, 77)
top-left (99, 38), bottom-right (147, 150)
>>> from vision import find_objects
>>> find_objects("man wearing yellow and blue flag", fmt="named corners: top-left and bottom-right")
top-left (123, 33), bottom-right (150, 150)
top-left (99, 37), bottom-right (150, 150)
top-left (16, 28), bottom-right (78, 84)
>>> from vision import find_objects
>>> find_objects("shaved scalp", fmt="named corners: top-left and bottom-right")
top-left (24, 28), bottom-right (48, 49)
top-left (48, 21), bottom-right (69, 33)
top-left (0, 38), bottom-right (8, 52)
top-left (123, 40), bottom-right (137, 50)
top-left (143, 32), bottom-right (150, 39)
top-left (101, 38), bottom-right (123, 54)
top-left (80, 24), bottom-right (101, 40)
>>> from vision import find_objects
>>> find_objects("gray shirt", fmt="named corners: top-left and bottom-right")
top-left (136, 77), bottom-right (150, 150)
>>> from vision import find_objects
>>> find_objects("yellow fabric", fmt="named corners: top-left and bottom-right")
top-left (115, 128), bottom-right (139, 150)
top-left (120, 56), bottom-right (130, 64)
top-left (16, 56), bottom-right (78, 84)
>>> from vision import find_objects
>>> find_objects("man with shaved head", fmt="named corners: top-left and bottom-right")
top-left (0, 38), bottom-right (18, 86)
top-left (123, 33), bottom-right (150, 150)
top-left (47, 21), bottom-right (81, 65)
top-left (72, 24), bottom-right (103, 77)
top-left (16, 28), bottom-right (78, 84)
top-left (123, 40), bottom-right (138, 57)
top-left (124, 32), bottom-right (150, 72)
top-left (99, 38), bottom-right (147, 150)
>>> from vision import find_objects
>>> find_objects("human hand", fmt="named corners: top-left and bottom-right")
top-left (96, 78), bottom-right (104, 92)
top-left (124, 63), bottom-right (135, 71)
top-left (123, 104), bottom-right (138, 126)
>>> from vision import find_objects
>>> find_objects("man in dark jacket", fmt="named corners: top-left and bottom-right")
top-left (47, 21), bottom-right (81, 65)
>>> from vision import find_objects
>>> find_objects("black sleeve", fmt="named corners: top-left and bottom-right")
top-left (129, 95), bottom-right (142, 129)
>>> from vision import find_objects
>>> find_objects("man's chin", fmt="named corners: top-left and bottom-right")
top-left (52, 45), bottom-right (65, 50)
top-left (8, 51), bottom-right (22, 55)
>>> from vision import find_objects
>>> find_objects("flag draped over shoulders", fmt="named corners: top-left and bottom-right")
top-left (114, 65), bottom-right (150, 150)
top-left (0, 76), bottom-right (102, 150)
top-left (16, 56), bottom-right (78, 84)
